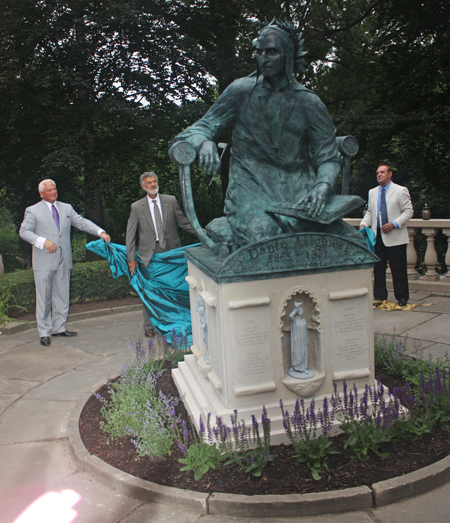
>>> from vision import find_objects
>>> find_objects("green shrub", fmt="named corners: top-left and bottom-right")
top-left (0, 260), bottom-right (135, 311)
top-left (0, 208), bottom-right (25, 272)
top-left (0, 270), bottom-right (35, 310)
top-left (375, 334), bottom-right (450, 391)
top-left (98, 361), bottom-right (180, 459)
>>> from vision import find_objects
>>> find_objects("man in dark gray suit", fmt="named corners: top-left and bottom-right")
top-left (20, 179), bottom-right (111, 346)
top-left (126, 172), bottom-right (196, 337)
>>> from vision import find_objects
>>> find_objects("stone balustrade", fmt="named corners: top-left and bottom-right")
top-left (345, 218), bottom-right (450, 294)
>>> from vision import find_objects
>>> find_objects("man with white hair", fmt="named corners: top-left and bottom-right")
top-left (20, 179), bottom-right (110, 346)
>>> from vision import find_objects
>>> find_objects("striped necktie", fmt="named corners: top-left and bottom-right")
top-left (153, 200), bottom-right (166, 249)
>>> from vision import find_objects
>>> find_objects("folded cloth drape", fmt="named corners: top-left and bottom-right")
top-left (86, 240), bottom-right (200, 345)
top-left (358, 227), bottom-right (376, 253)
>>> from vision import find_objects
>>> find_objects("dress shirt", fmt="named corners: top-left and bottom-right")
top-left (377, 182), bottom-right (399, 229)
top-left (147, 194), bottom-right (164, 241)
top-left (34, 200), bottom-right (104, 249)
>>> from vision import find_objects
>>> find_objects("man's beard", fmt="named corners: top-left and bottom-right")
top-left (145, 186), bottom-right (158, 196)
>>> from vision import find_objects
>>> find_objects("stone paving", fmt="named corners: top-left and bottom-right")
top-left (0, 290), bottom-right (450, 522)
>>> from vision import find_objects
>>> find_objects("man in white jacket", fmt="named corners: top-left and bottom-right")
top-left (360, 164), bottom-right (413, 306)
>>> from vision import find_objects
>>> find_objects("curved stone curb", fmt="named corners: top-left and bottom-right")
top-left (372, 455), bottom-right (450, 506)
top-left (208, 488), bottom-right (372, 518)
top-left (68, 392), bottom-right (209, 515)
top-left (68, 387), bottom-right (450, 518)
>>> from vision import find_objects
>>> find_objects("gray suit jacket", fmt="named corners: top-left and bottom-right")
top-left (126, 194), bottom-right (195, 267)
top-left (20, 200), bottom-right (102, 271)
top-left (360, 182), bottom-right (413, 247)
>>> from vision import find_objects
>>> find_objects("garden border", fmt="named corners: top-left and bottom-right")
top-left (68, 381), bottom-right (450, 518)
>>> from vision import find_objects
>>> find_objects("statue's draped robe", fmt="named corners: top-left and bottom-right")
top-left (290, 311), bottom-right (309, 372)
top-left (172, 75), bottom-right (360, 246)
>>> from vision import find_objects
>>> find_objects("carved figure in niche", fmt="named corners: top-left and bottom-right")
top-left (196, 296), bottom-right (209, 364)
top-left (170, 19), bottom-right (365, 251)
top-left (288, 302), bottom-right (314, 379)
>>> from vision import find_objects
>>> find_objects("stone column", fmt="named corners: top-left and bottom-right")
top-left (407, 227), bottom-right (419, 280)
top-left (421, 228), bottom-right (439, 281)
top-left (442, 228), bottom-right (450, 280)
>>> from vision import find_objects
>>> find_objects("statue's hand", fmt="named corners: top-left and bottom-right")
top-left (296, 184), bottom-right (330, 218)
top-left (199, 141), bottom-right (221, 176)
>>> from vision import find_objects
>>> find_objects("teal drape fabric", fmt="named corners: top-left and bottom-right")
top-left (86, 240), bottom-right (199, 345)
top-left (359, 227), bottom-right (376, 253)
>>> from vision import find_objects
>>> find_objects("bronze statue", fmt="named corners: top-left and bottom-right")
top-left (170, 19), bottom-right (363, 252)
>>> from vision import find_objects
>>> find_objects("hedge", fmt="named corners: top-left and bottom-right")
top-left (0, 260), bottom-right (135, 312)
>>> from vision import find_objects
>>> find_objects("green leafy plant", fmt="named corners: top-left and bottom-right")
top-left (177, 415), bottom-right (226, 480)
top-left (178, 440), bottom-right (225, 480)
top-left (220, 409), bottom-right (276, 478)
top-left (0, 284), bottom-right (26, 326)
top-left (290, 434), bottom-right (339, 481)
top-left (392, 368), bottom-right (450, 438)
top-left (281, 397), bottom-right (339, 480)
top-left (374, 334), bottom-right (450, 392)
top-left (98, 358), bottom-right (180, 459)
top-left (226, 447), bottom-right (276, 478)
top-left (334, 382), bottom-right (400, 460)
top-left (341, 418), bottom-right (393, 460)
top-left (390, 411), bottom-right (431, 442)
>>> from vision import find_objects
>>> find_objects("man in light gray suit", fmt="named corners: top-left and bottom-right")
top-left (360, 164), bottom-right (413, 306)
top-left (126, 172), bottom-right (196, 337)
top-left (20, 179), bottom-right (111, 346)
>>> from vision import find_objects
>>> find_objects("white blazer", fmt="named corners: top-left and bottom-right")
top-left (360, 182), bottom-right (413, 247)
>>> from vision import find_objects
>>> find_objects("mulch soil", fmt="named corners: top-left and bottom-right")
top-left (79, 363), bottom-right (450, 496)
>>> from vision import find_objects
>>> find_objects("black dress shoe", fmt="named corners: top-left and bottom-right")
top-left (52, 330), bottom-right (78, 337)
top-left (40, 336), bottom-right (51, 346)
top-left (398, 300), bottom-right (408, 307)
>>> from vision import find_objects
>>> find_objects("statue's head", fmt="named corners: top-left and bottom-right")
top-left (253, 19), bottom-right (307, 83)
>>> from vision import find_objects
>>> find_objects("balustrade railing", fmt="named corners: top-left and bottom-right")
top-left (345, 218), bottom-right (450, 294)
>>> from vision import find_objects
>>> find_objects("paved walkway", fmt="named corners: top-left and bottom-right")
top-left (1, 289), bottom-right (450, 523)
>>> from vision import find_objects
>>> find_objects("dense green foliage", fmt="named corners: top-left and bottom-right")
top-left (0, 208), bottom-right (25, 272)
top-left (374, 333), bottom-right (450, 391)
top-left (0, 260), bottom-right (134, 311)
top-left (100, 365), bottom-right (180, 459)
top-left (1, 0), bottom-right (449, 271)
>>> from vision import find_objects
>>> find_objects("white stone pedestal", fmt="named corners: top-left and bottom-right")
top-left (173, 262), bottom-right (375, 444)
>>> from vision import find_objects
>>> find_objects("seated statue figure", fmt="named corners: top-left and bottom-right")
top-left (170, 19), bottom-right (363, 250)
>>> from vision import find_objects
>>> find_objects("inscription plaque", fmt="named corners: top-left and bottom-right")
top-left (218, 233), bottom-right (377, 279)
top-left (230, 306), bottom-right (273, 390)
top-left (185, 233), bottom-right (378, 284)
top-left (331, 296), bottom-right (369, 374)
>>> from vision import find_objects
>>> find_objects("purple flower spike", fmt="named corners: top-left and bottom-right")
top-left (199, 415), bottom-right (205, 439)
